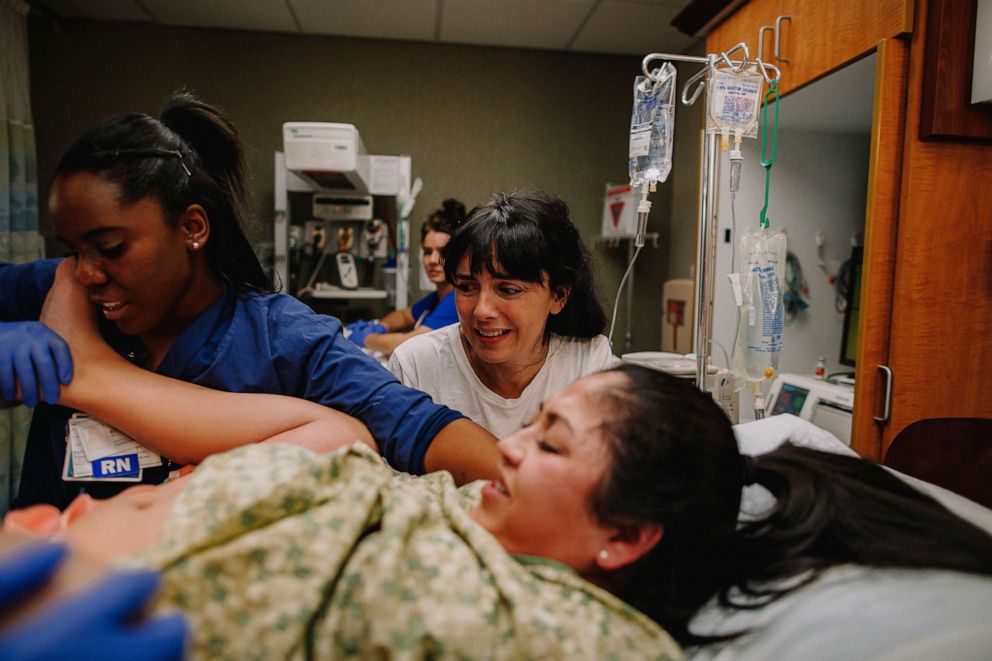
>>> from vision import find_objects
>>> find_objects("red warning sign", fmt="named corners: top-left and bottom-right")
top-left (609, 201), bottom-right (625, 228)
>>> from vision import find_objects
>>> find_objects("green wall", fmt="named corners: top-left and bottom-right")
top-left (29, 17), bottom-right (681, 352)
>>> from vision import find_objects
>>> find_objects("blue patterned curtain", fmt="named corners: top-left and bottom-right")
top-left (1, 0), bottom-right (41, 515)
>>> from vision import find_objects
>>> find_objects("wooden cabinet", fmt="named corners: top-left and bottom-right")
top-left (703, 0), bottom-right (992, 460)
top-left (706, 0), bottom-right (913, 95)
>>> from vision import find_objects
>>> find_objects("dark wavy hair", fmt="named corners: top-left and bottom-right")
top-left (420, 198), bottom-right (466, 239)
top-left (54, 91), bottom-right (271, 294)
top-left (441, 191), bottom-right (606, 338)
top-left (592, 364), bottom-right (992, 644)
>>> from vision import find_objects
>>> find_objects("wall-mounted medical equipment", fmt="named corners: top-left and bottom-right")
top-left (273, 126), bottom-right (415, 309)
top-left (283, 122), bottom-right (369, 193)
top-left (313, 193), bottom-right (373, 222)
top-left (767, 373), bottom-right (854, 445)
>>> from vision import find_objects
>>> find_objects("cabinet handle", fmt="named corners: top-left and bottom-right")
top-left (874, 364), bottom-right (892, 424)
top-left (774, 14), bottom-right (792, 63)
top-left (758, 25), bottom-right (773, 61)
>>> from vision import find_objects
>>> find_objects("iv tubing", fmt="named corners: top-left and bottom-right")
top-left (608, 245), bottom-right (643, 347)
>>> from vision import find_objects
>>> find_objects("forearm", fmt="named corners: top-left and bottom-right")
top-left (364, 326), bottom-right (431, 355)
top-left (423, 419), bottom-right (500, 485)
top-left (59, 349), bottom-right (371, 465)
top-left (380, 308), bottom-right (414, 332)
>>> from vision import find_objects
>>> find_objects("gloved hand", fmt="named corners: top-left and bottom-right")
top-left (347, 321), bottom-right (386, 348)
top-left (0, 541), bottom-right (67, 606)
top-left (345, 319), bottom-right (372, 338)
top-left (0, 321), bottom-right (73, 407)
top-left (0, 542), bottom-right (188, 661)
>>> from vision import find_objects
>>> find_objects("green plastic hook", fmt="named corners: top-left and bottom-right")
top-left (758, 80), bottom-right (780, 229)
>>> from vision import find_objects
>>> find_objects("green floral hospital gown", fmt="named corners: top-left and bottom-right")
top-left (135, 443), bottom-right (683, 660)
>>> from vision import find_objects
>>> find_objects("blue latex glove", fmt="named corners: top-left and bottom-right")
top-left (348, 321), bottom-right (386, 347)
top-left (0, 543), bottom-right (188, 661)
top-left (0, 321), bottom-right (73, 407)
top-left (0, 541), bottom-right (67, 607)
top-left (345, 319), bottom-right (372, 337)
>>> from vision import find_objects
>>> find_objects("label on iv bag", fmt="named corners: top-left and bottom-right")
top-left (706, 70), bottom-right (763, 139)
top-left (629, 123), bottom-right (652, 157)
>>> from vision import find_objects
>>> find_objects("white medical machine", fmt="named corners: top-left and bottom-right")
top-left (283, 122), bottom-right (369, 193)
top-left (767, 374), bottom-right (854, 445)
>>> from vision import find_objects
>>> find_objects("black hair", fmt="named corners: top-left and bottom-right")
top-left (593, 364), bottom-right (992, 644)
top-left (420, 198), bottom-right (466, 239)
top-left (54, 91), bottom-right (271, 294)
top-left (441, 191), bottom-right (606, 338)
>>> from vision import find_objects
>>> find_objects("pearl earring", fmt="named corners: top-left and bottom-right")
top-left (598, 550), bottom-right (609, 561)
top-left (191, 241), bottom-right (201, 250)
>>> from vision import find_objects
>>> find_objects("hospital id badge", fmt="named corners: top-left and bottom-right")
top-left (62, 414), bottom-right (162, 482)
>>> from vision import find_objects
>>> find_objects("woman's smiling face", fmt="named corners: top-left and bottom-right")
top-left (452, 253), bottom-right (565, 371)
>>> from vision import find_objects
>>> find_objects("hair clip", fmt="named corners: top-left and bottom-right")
top-left (92, 148), bottom-right (191, 176)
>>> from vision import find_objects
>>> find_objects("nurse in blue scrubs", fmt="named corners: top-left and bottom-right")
top-left (0, 93), bottom-right (498, 510)
top-left (348, 198), bottom-right (464, 355)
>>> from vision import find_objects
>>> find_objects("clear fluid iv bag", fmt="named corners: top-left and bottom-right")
top-left (706, 67), bottom-right (764, 143)
top-left (730, 227), bottom-right (787, 391)
top-left (629, 63), bottom-right (676, 186)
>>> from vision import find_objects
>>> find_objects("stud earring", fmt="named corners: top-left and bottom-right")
top-left (191, 241), bottom-right (201, 250)
top-left (598, 550), bottom-right (609, 561)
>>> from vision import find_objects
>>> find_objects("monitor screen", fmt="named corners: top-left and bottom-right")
top-left (839, 246), bottom-right (864, 367)
top-left (771, 383), bottom-right (810, 416)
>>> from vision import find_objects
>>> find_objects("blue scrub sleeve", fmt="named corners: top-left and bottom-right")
top-left (419, 290), bottom-right (458, 330)
top-left (0, 259), bottom-right (60, 321)
top-left (409, 292), bottom-right (436, 323)
top-left (267, 298), bottom-right (464, 474)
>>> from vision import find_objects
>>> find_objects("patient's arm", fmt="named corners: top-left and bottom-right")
top-left (40, 260), bottom-right (375, 465)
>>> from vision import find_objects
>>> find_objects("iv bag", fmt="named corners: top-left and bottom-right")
top-left (730, 228), bottom-right (787, 391)
top-left (706, 67), bottom-right (764, 141)
top-left (629, 64), bottom-right (676, 186)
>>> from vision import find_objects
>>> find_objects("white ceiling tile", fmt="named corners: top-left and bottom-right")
top-left (142, 0), bottom-right (299, 33)
top-left (441, 0), bottom-right (595, 51)
top-left (289, 0), bottom-right (437, 41)
top-left (571, 0), bottom-right (696, 55)
top-left (43, 0), bottom-right (153, 22)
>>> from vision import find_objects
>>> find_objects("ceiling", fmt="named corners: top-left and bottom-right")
top-left (36, 0), bottom-right (700, 56)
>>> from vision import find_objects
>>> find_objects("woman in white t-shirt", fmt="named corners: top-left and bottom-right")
top-left (388, 191), bottom-right (619, 437)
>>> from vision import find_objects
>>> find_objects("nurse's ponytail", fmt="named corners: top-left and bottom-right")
top-left (55, 91), bottom-right (271, 293)
top-left (159, 92), bottom-right (270, 292)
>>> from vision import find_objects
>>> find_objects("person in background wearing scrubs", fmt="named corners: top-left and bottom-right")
top-left (0, 92), bottom-right (498, 511)
top-left (347, 198), bottom-right (465, 355)
top-left (388, 191), bottom-right (620, 438)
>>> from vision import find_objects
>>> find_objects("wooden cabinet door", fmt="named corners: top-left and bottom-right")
top-left (850, 38), bottom-right (910, 461)
top-left (706, 0), bottom-right (782, 64)
top-left (778, 0), bottom-right (913, 94)
top-left (874, 0), bottom-right (992, 458)
top-left (707, 0), bottom-right (913, 96)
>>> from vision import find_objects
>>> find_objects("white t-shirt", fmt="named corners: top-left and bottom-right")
top-left (387, 324), bottom-right (619, 438)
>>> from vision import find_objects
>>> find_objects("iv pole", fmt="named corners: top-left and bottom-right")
top-left (639, 45), bottom-right (779, 390)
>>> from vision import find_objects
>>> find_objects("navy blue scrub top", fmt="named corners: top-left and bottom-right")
top-left (410, 290), bottom-right (458, 330)
top-left (2, 259), bottom-right (464, 510)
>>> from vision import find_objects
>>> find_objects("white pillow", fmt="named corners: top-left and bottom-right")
top-left (685, 415), bottom-right (992, 660)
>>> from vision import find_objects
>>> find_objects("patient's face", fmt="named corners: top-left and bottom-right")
top-left (64, 479), bottom-right (185, 562)
top-left (471, 372), bottom-right (618, 575)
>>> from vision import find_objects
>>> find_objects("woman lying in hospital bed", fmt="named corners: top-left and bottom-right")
top-left (6, 267), bottom-right (992, 659)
